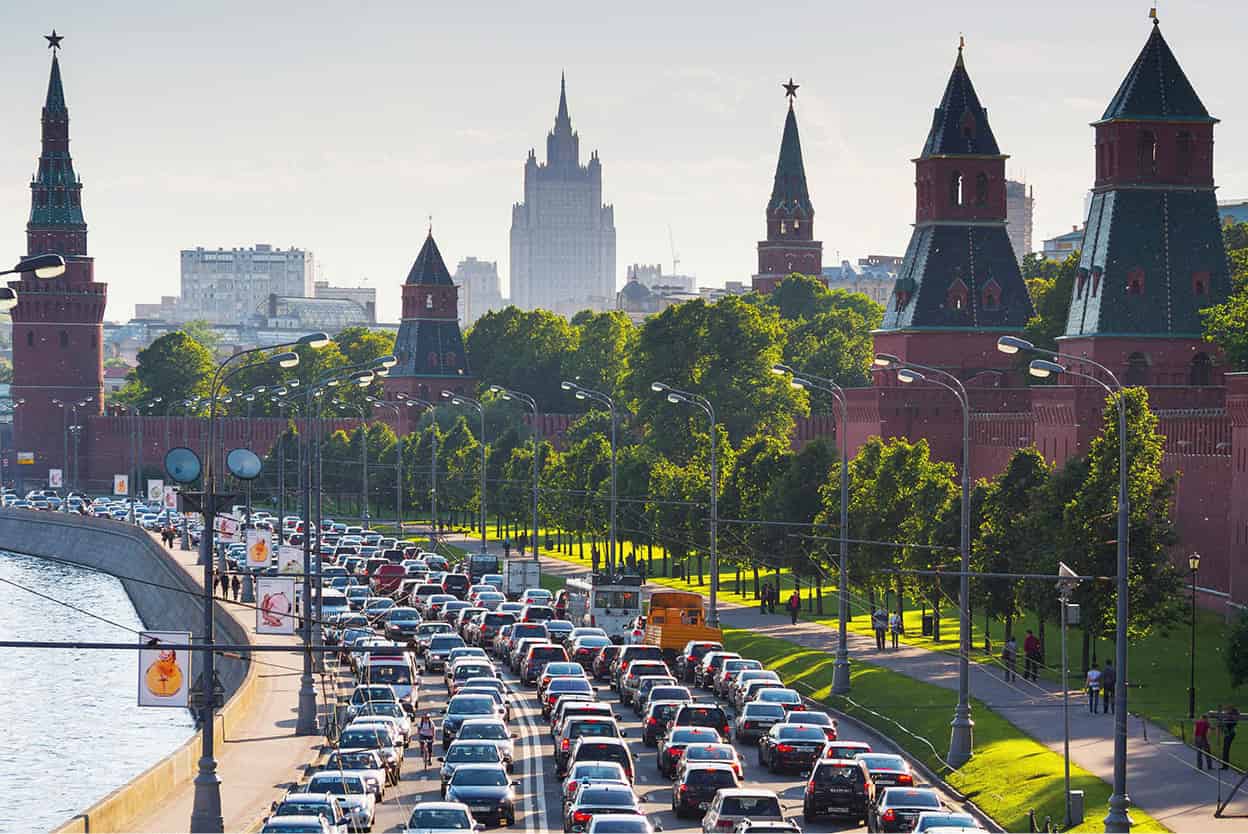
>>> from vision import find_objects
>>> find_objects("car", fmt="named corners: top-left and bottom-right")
top-left (266, 793), bottom-right (350, 833)
top-left (730, 671), bottom-right (782, 710)
top-left (671, 762), bottom-right (739, 818)
top-left (552, 699), bottom-right (615, 736)
top-left (380, 607), bottom-right (423, 641)
top-left (414, 622), bottom-right (455, 656)
top-left (448, 661), bottom-right (496, 696)
top-left (519, 588), bottom-right (553, 605)
top-left (586, 815), bottom-right (657, 833)
top-left (668, 702), bottom-right (732, 741)
top-left (473, 611), bottom-right (516, 647)
top-left (538, 661), bottom-right (590, 698)
top-left (641, 700), bottom-right (683, 747)
top-left (570, 636), bottom-right (612, 668)
top-left (592, 645), bottom-right (622, 680)
top-left (823, 740), bottom-right (873, 761)
top-left (678, 742), bottom-right (743, 780)
top-left (733, 701), bottom-right (786, 744)
top-left (402, 801), bottom-right (481, 834)
top-left (345, 684), bottom-right (400, 723)
top-left (506, 621), bottom-right (550, 651)
top-left (521, 604), bottom-right (556, 623)
top-left (730, 822), bottom-right (801, 834)
top-left (562, 761), bottom-right (630, 811)
top-left (303, 770), bottom-right (377, 832)
top-left (442, 694), bottom-right (502, 747)
top-left (620, 663), bottom-right (671, 707)
top-left (675, 640), bottom-right (723, 683)
top-left (445, 646), bottom-right (491, 669)
top-left (360, 657), bottom-right (418, 713)
top-left (693, 651), bottom-right (740, 689)
top-left (438, 740), bottom-right (505, 796)
top-left (455, 717), bottom-right (517, 771)
top-left (442, 573), bottom-right (471, 599)
top-left (458, 686), bottom-right (511, 723)
top-left (758, 723), bottom-right (828, 773)
top-left (522, 643), bottom-right (570, 684)
top-left (750, 687), bottom-right (804, 712)
top-left (425, 634), bottom-right (467, 673)
top-left (856, 752), bottom-right (916, 790)
top-left (699, 788), bottom-right (784, 833)
top-left (657, 726), bottom-right (722, 778)
top-left (260, 814), bottom-right (335, 834)
top-left (633, 677), bottom-right (681, 715)
top-left (804, 757), bottom-right (875, 825)
top-left (543, 676), bottom-right (597, 717)
top-left (870, 787), bottom-right (945, 833)
top-left (555, 716), bottom-right (624, 772)
top-left (545, 618), bottom-right (575, 643)
top-left (566, 736), bottom-right (635, 784)
top-left (442, 763), bottom-right (518, 825)
top-left (912, 811), bottom-right (985, 832)
top-left (610, 646), bottom-right (664, 691)
top-left (564, 783), bottom-right (643, 833)
top-left (338, 724), bottom-right (403, 785)
top-left (781, 709), bottom-right (837, 740)
top-left (321, 750), bottom-right (387, 801)
top-left (713, 658), bottom-right (764, 698)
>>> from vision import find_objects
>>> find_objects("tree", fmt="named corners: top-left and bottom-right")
top-left (1226, 610), bottom-right (1248, 688)
top-left (181, 319), bottom-right (222, 355)
top-left (465, 307), bottom-right (578, 411)
top-left (335, 326), bottom-right (396, 367)
top-left (0, 357), bottom-right (13, 383)
top-left (565, 311), bottom-right (638, 402)
top-left (121, 331), bottom-right (214, 405)
top-left (782, 307), bottom-right (877, 391)
top-left (1021, 251), bottom-right (1079, 355)
top-left (1201, 226), bottom-right (1248, 369)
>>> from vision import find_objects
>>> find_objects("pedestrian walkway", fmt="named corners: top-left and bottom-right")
top-left (472, 539), bottom-right (1248, 832)
top-left (127, 536), bottom-right (324, 833)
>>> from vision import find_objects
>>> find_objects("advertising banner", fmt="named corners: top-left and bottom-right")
top-left (245, 529), bottom-right (271, 569)
top-left (147, 479), bottom-right (164, 502)
top-left (113, 474), bottom-right (129, 496)
top-left (278, 544), bottom-right (303, 575)
top-left (213, 514), bottom-right (240, 538)
top-left (138, 630), bottom-right (192, 708)
top-left (48, 469), bottom-right (62, 488)
top-left (162, 485), bottom-right (178, 510)
top-left (256, 577), bottom-right (297, 635)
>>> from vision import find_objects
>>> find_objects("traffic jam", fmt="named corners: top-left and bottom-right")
top-left (261, 550), bottom-right (986, 834)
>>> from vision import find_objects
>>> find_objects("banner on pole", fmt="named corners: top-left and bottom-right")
top-left (162, 485), bottom-right (178, 510)
top-left (212, 514), bottom-right (240, 538)
top-left (256, 577), bottom-right (296, 634)
top-left (278, 544), bottom-right (302, 575)
top-left (48, 468), bottom-right (63, 488)
top-left (245, 529), bottom-right (271, 569)
top-left (147, 479), bottom-right (164, 502)
top-left (16, 452), bottom-right (34, 465)
top-left (138, 630), bottom-right (192, 707)
top-left (113, 474), bottom-right (129, 496)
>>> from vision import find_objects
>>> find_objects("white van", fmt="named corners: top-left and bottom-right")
top-left (361, 654), bottom-right (419, 713)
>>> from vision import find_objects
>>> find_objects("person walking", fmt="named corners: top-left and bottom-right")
top-left (889, 610), bottom-right (902, 650)
top-left (1221, 704), bottom-right (1239, 769)
top-left (759, 583), bottom-right (768, 614)
top-left (1101, 661), bottom-right (1115, 714)
top-left (872, 607), bottom-right (888, 651)
top-left (1023, 629), bottom-right (1041, 682)
top-left (220, 572), bottom-right (231, 598)
top-left (1195, 711), bottom-right (1214, 770)
top-left (1086, 664), bottom-right (1102, 714)
top-left (787, 591), bottom-right (801, 625)
top-left (231, 574), bottom-right (241, 601)
top-left (1002, 635), bottom-right (1018, 682)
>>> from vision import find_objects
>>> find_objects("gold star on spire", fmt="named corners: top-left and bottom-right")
top-left (45, 30), bottom-right (63, 50)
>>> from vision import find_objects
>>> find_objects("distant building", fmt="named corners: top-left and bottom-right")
top-left (176, 244), bottom-right (314, 324)
top-left (1220, 199), bottom-right (1248, 226)
top-left (626, 263), bottom-right (696, 293)
top-left (1042, 225), bottom-right (1084, 261)
top-left (313, 280), bottom-right (376, 323)
top-left (822, 255), bottom-right (900, 307)
top-left (454, 257), bottom-right (506, 325)
top-left (509, 75), bottom-right (617, 316)
top-left (1005, 180), bottom-right (1034, 262)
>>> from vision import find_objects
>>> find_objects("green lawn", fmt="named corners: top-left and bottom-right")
top-left (724, 629), bottom-right (1167, 833)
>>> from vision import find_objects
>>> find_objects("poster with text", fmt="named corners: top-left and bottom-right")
top-left (113, 474), bottom-right (129, 496)
top-left (147, 479), bottom-right (164, 502)
top-left (256, 577), bottom-right (297, 634)
top-left (138, 630), bottom-right (192, 708)
top-left (278, 544), bottom-right (303, 575)
top-left (48, 469), bottom-right (62, 488)
top-left (245, 529), bottom-right (271, 569)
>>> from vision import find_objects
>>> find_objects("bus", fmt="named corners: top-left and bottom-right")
top-left (563, 573), bottom-right (644, 642)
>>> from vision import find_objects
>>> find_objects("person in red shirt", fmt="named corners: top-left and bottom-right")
top-left (1023, 630), bottom-right (1041, 682)
top-left (1195, 712), bottom-right (1214, 770)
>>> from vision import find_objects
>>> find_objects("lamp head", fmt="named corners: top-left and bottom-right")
top-left (273, 351), bottom-right (300, 369)
top-left (326, 378), bottom-right (341, 388)
top-left (561, 381), bottom-right (575, 391)
top-left (770, 364), bottom-right (792, 376)
top-left (996, 335), bottom-right (1035, 355)
top-left (897, 368), bottom-right (924, 384)
top-left (441, 390), bottom-right (453, 399)
top-left (575, 391), bottom-right (588, 401)
top-left (253, 386), bottom-right (266, 395)
top-left (16, 252), bottom-right (67, 279)
top-left (451, 397), bottom-right (466, 406)
top-left (501, 393), bottom-right (513, 401)
top-left (488, 385), bottom-right (503, 394)
top-left (666, 393), bottom-right (682, 404)
top-left (1029, 358), bottom-right (1066, 379)
top-left (0, 287), bottom-right (18, 312)
top-left (298, 332), bottom-right (331, 349)
top-left (873, 353), bottom-right (901, 368)
top-left (352, 371), bottom-right (375, 387)
top-left (376, 355), bottom-right (398, 370)
top-left (274, 387), bottom-right (288, 396)
top-left (1189, 552), bottom-right (1201, 572)
top-left (287, 380), bottom-right (300, 389)
top-left (790, 379), bottom-right (807, 390)
top-left (244, 394), bottom-right (255, 402)
top-left (650, 381), bottom-right (669, 393)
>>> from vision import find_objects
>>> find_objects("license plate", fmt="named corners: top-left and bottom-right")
top-left (826, 806), bottom-right (847, 814)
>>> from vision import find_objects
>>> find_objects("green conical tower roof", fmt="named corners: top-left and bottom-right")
top-left (1098, 20), bottom-right (1214, 124)
top-left (767, 102), bottom-right (813, 218)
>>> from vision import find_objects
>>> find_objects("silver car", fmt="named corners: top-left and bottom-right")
top-left (455, 717), bottom-right (517, 771)
top-left (302, 771), bottom-right (376, 832)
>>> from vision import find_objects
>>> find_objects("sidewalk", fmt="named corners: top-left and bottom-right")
top-left (129, 535), bottom-right (324, 833)
top-left (468, 539), bottom-right (1247, 832)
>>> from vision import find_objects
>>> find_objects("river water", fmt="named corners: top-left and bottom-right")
top-left (0, 551), bottom-right (195, 832)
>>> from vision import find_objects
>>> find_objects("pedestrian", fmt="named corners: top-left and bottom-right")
top-left (1195, 711), bottom-right (1214, 770)
top-left (787, 591), bottom-right (801, 625)
top-left (1023, 629), bottom-right (1041, 682)
top-left (590, 546), bottom-right (600, 573)
top-left (1002, 635), bottom-right (1018, 682)
top-left (759, 583), bottom-right (768, 614)
top-left (221, 572), bottom-right (231, 598)
top-left (1221, 705), bottom-right (1239, 769)
top-left (1086, 664), bottom-right (1102, 714)
top-left (231, 574), bottom-right (241, 601)
top-left (518, 531), bottom-right (528, 553)
top-left (872, 607), bottom-right (888, 651)
top-left (1101, 661), bottom-right (1115, 714)
top-left (503, 539), bottom-right (511, 558)
top-left (889, 610), bottom-right (902, 650)
top-left (768, 585), bottom-right (778, 615)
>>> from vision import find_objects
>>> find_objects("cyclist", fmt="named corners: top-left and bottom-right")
top-left (416, 713), bottom-right (435, 767)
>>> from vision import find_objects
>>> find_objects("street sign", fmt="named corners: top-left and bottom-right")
top-left (162, 485), bottom-right (178, 510)
top-left (17, 452), bottom-right (34, 465)
top-left (212, 514), bottom-right (240, 538)
top-left (256, 577), bottom-right (296, 635)
top-left (138, 630), bottom-right (192, 708)
top-left (147, 479), bottom-right (164, 502)
top-left (48, 468), bottom-right (62, 488)
top-left (245, 528), bottom-right (272, 569)
top-left (113, 474), bottom-right (129, 496)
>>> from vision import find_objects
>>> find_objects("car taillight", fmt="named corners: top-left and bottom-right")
top-left (897, 773), bottom-right (913, 785)
top-left (572, 811), bottom-right (591, 823)
top-left (825, 728), bottom-right (837, 740)
top-left (807, 779), bottom-right (816, 792)
top-left (590, 615), bottom-right (596, 626)
top-left (561, 738), bottom-right (570, 751)
top-left (646, 717), bottom-right (657, 725)
top-left (776, 743), bottom-right (794, 753)
top-left (687, 654), bottom-right (696, 661)
top-left (566, 780), bottom-right (577, 795)
top-left (717, 821), bottom-right (733, 829)
top-left (882, 809), bottom-right (896, 822)
top-left (722, 724), bottom-right (731, 737)
top-left (743, 721), bottom-right (755, 728)
top-left (793, 703), bottom-right (805, 710)
top-left (678, 783), bottom-right (688, 793)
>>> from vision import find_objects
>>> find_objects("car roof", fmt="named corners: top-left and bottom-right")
top-left (715, 788), bottom-right (779, 797)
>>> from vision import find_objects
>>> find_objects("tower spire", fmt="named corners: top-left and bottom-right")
top-left (555, 71), bottom-right (571, 128)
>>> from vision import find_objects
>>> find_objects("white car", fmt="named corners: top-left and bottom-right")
top-left (456, 717), bottom-right (517, 771)
top-left (302, 771), bottom-right (376, 832)
top-left (520, 588), bottom-right (553, 606)
top-left (403, 800), bottom-right (483, 833)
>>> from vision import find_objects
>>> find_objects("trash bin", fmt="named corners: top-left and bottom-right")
top-left (1067, 789), bottom-right (1084, 825)
top-left (922, 614), bottom-right (934, 636)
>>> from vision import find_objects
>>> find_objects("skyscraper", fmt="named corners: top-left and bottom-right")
top-left (1004, 179), bottom-right (1034, 263)
top-left (509, 75), bottom-right (616, 316)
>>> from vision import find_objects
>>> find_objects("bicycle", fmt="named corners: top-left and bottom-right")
top-left (419, 736), bottom-right (434, 768)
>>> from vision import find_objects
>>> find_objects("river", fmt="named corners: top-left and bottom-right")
top-left (0, 551), bottom-right (195, 832)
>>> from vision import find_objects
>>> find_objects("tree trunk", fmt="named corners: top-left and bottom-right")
top-left (697, 553), bottom-right (704, 586)
top-left (815, 572), bottom-right (824, 615)
top-left (1038, 615), bottom-right (1046, 667)
top-left (1004, 613), bottom-right (1014, 642)
top-left (1081, 628), bottom-right (1090, 676)
top-left (933, 585), bottom-right (942, 642)
top-left (984, 609), bottom-right (991, 654)
top-left (752, 566), bottom-right (760, 599)
top-left (578, 532), bottom-right (584, 560)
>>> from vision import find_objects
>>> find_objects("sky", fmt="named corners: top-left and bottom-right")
top-left (0, 0), bottom-right (1243, 323)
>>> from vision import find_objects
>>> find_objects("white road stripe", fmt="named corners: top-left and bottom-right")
top-left (504, 668), bottom-right (548, 833)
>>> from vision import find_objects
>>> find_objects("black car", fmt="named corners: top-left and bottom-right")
top-left (566, 737), bottom-right (635, 784)
top-left (804, 758), bottom-right (875, 825)
top-left (555, 717), bottom-right (624, 772)
top-left (443, 763), bottom-right (518, 825)
top-left (564, 784), bottom-right (643, 833)
top-left (641, 700), bottom-right (682, 747)
top-left (733, 701), bottom-right (786, 743)
top-left (870, 787), bottom-right (944, 833)
top-left (442, 573), bottom-right (471, 599)
top-left (657, 726), bottom-right (722, 778)
top-left (757, 724), bottom-right (827, 773)
top-left (668, 702), bottom-right (732, 740)
top-left (675, 640), bottom-right (723, 683)
top-left (857, 752), bottom-right (916, 790)
top-left (671, 762), bottom-right (739, 818)
top-left (380, 607), bottom-right (422, 640)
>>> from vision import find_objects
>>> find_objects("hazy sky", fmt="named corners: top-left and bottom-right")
top-left (0, 0), bottom-right (1243, 323)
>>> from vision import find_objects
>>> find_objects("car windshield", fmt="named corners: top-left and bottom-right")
top-left (307, 775), bottom-right (364, 795)
top-left (358, 702), bottom-right (403, 718)
top-left (407, 808), bottom-right (472, 829)
top-left (451, 767), bottom-right (509, 786)
top-left (571, 721), bottom-right (617, 738)
top-left (670, 729), bottom-right (718, 743)
top-left (367, 666), bottom-right (411, 685)
top-left (789, 712), bottom-right (832, 725)
top-left (339, 728), bottom-right (390, 747)
top-left (916, 814), bottom-right (978, 830)
top-left (275, 801), bottom-right (328, 816)
top-left (447, 744), bottom-right (501, 763)
top-left (331, 752), bottom-right (378, 769)
top-left (745, 704), bottom-right (786, 718)
top-left (572, 763), bottom-right (626, 780)
top-left (814, 764), bottom-right (863, 784)
top-left (649, 687), bottom-right (688, 701)
top-left (551, 679), bottom-right (593, 693)
top-left (687, 745), bottom-right (733, 760)
top-left (860, 754), bottom-right (908, 770)
top-left (453, 665), bottom-right (492, 679)
top-left (430, 636), bottom-right (466, 650)
top-left (885, 789), bottom-right (942, 809)
top-left (351, 687), bottom-right (394, 704)
top-left (721, 795), bottom-right (782, 816)
top-left (776, 726), bottom-right (826, 741)
top-left (449, 696), bottom-right (496, 715)
top-left (687, 768), bottom-right (738, 787)
top-left (460, 723), bottom-right (508, 740)
top-left (579, 789), bottom-right (635, 806)
top-left (759, 689), bottom-right (799, 702)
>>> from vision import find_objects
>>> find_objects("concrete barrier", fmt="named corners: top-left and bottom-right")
top-left (0, 509), bottom-right (260, 834)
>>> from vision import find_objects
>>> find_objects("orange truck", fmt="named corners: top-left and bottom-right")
top-left (643, 590), bottom-right (723, 663)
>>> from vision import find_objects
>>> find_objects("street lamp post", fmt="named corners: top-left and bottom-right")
top-left (875, 353), bottom-right (973, 767)
top-left (560, 381), bottom-right (617, 573)
top-left (1189, 552), bottom-right (1201, 719)
top-left (1058, 561), bottom-right (1081, 828)
top-left (489, 386), bottom-right (541, 560)
top-left (398, 395), bottom-right (438, 543)
top-left (651, 382), bottom-right (720, 627)
top-left (998, 334), bottom-right (1132, 832)
top-left (442, 391), bottom-right (487, 553)
top-left (773, 364), bottom-right (851, 694)
top-left (370, 398), bottom-right (423, 537)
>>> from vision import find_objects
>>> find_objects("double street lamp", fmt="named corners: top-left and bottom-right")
top-left (772, 364), bottom-right (851, 694)
top-left (441, 391), bottom-right (487, 553)
top-left (561, 381), bottom-right (617, 573)
top-left (874, 352), bottom-right (974, 768)
top-left (651, 382), bottom-right (720, 627)
top-left (489, 386), bottom-right (541, 559)
top-left (997, 334), bottom-right (1132, 832)
top-left (396, 394), bottom-right (438, 543)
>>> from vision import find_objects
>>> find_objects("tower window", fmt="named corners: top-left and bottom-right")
top-left (1125, 352), bottom-right (1149, 386)
top-left (982, 279), bottom-right (1001, 311)
top-left (26, 331), bottom-right (32, 347)
top-left (780, 221), bottom-right (788, 235)
top-left (1193, 271), bottom-right (1209, 296)
top-left (1177, 131), bottom-right (1194, 178)
top-left (1076, 269), bottom-right (1088, 299)
top-left (59, 330), bottom-right (68, 348)
top-left (1137, 130), bottom-right (1157, 176)
top-left (425, 293), bottom-right (434, 310)
top-left (1091, 268), bottom-right (1102, 297)
top-left (793, 219), bottom-right (800, 231)
top-left (1127, 267), bottom-right (1145, 295)
top-left (946, 279), bottom-right (969, 312)
top-left (960, 109), bottom-right (976, 139)
top-left (427, 351), bottom-right (439, 369)
top-left (1190, 353), bottom-right (1213, 386)
top-left (975, 173), bottom-right (989, 207)
top-left (950, 172), bottom-right (964, 206)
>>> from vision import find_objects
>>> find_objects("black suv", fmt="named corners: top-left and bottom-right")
top-left (758, 724), bottom-right (828, 773)
top-left (442, 573), bottom-right (470, 599)
top-left (804, 758), bottom-right (874, 825)
top-left (671, 762), bottom-right (739, 818)
top-left (641, 700), bottom-right (683, 747)
top-left (675, 640), bottom-right (723, 683)
top-left (668, 702), bottom-right (732, 740)
top-left (870, 787), bottom-right (944, 833)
